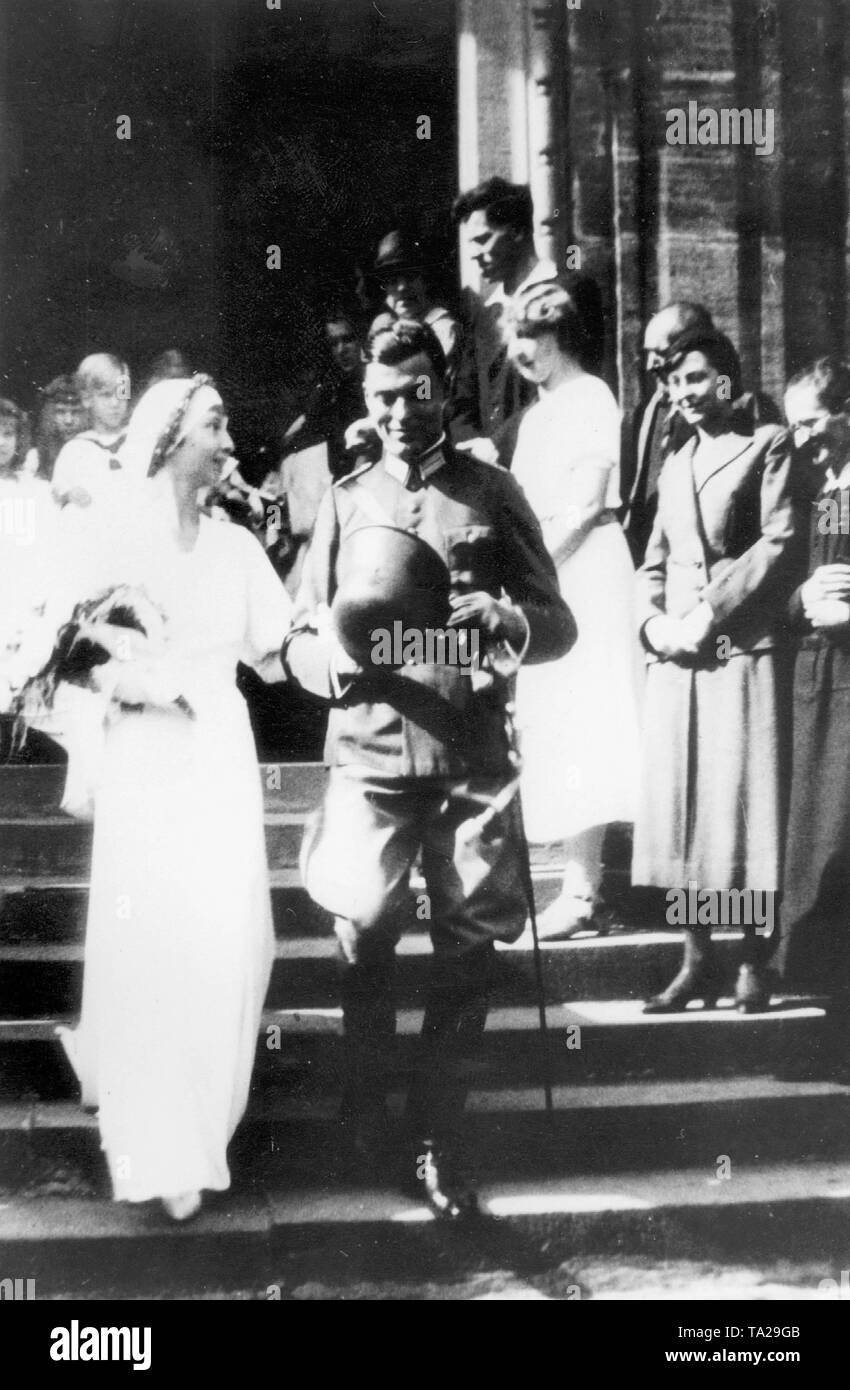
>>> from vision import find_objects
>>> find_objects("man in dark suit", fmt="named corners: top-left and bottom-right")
top-left (282, 320), bottom-right (574, 1218)
top-left (280, 308), bottom-right (367, 481)
top-left (621, 302), bottom-right (715, 563)
top-left (448, 177), bottom-right (603, 466)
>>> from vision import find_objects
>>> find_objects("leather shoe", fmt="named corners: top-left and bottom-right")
top-left (643, 965), bottom-right (722, 1014)
top-left (408, 1144), bottom-right (479, 1222)
top-left (734, 963), bottom-right (772, 1014)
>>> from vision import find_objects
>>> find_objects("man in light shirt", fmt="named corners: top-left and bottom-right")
top-left (448, 177), bottom-right (603, 466)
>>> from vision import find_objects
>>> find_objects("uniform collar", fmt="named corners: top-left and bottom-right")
top-left (382, 434), bottom-right (449, 488)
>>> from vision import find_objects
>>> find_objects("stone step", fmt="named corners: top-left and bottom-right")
top-left (0, 869), bottom-right (596, 942)
top-left (0, 930), bottom-right (789, 1014)
top-left (0, 818), bottom-right (605, 881)
top-left (0, 764), bottom-right (633, 865)
top-left (0, 813), bottom-right (309, 876)
top-left (3, 1076), bottom-right (849, 1183)
top-left (247, 998), bottom-right (824, 1087)
top-left (0, 999), bottom-right (827, 1103)
top-left (4, 1157), bottom-right (850, 1297)
top-left (0, 877), bottom-right (325, 942)
top-left (0, 761), bottom-right (329, 817)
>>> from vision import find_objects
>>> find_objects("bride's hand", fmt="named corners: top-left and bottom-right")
top-left (93, 656), bottom-right (186, 711)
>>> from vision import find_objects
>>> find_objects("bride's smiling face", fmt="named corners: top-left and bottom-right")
top-left (171, 390), bottom-right (234, 488)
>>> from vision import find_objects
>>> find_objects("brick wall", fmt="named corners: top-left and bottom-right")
top-left (467, 0), bottom-right (850, 413)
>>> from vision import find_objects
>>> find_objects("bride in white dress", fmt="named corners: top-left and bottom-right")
top-left (505, 283), bottom-right (643, 938)
top-left (46, 377), bottom-right (293, 1221)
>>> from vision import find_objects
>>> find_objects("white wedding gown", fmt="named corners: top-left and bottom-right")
top-left (57, 481), bottom-right (292, 1202)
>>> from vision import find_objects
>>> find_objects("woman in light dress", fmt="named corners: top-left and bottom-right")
top-left (505, 282), bottom-right (642, 938)
top-left (46, 376), bottom-right (293, 1221)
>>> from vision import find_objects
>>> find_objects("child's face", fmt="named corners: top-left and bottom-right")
top-left (52, 401), bottom-right (85, 440)
top-left (0, 419), bottom-right (18, 470)
top-left (84, 369), bottom-right (130, 433)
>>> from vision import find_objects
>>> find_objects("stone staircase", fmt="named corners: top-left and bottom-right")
top-left (1, 760), bottom-right (849, 1299)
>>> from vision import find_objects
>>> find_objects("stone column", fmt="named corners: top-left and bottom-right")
top-left (0, 2), bottom-right (10, 382)
top-left (524, 0), bottom-right (569, 269)
top-left (778, 0), bottom-right (846, 374)
top-left (456, 0), bottom-right (529, 289)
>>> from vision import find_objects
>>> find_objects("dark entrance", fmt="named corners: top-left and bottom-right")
top-left (1, 0), bottom-right (458, 760)
top-left (1, 0), bottom-right (458, 446)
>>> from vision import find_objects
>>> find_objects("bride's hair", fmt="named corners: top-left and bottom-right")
top-left (147, 374), bottom-right (217, 476)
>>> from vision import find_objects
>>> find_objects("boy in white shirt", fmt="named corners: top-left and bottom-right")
top-left (52, 354), bottom-right (131, 509)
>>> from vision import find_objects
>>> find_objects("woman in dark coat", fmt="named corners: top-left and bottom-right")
top-left (777, 358), bottom-right (850, 1054)
top-left (633, 327), bottom-right (798, 1013)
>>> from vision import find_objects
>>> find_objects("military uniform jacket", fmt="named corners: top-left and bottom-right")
top-left (282, 443), bottom-right (574, 777)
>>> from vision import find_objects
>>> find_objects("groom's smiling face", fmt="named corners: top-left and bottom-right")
top-left (364, 352), bottom-right (444, 463)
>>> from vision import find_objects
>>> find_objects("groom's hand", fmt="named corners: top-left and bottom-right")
top-left (448, 590), bottom-right (527, 649)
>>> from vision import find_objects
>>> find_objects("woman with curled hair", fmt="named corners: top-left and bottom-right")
top-left (505, 282), bottom-right (642, 937)
top-left (633, 327), bottom-right (798, 1013)
top-left (22, 377), bottom-right (85, 480)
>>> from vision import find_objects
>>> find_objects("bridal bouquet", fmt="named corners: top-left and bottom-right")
top-left (11, 584), bottom-right (193, 732)
top-left (11, 585), bottom-right (193, 816)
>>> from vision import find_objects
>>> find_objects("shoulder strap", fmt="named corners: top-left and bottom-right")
top-left (345, 479), bottom-right (398, 530)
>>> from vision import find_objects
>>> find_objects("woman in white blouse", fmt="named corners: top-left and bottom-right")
top-left (506, 282), bottom-right (642, 937)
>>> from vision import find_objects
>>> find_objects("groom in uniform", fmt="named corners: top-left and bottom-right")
top-left (282, 320), bottom-right (574, 1219)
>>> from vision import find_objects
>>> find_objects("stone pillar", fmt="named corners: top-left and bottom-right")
top-left (747, 1), bottom-right (785, 407)
top-left (0, 2), bottom-right (10, 381)
top-left (524, 0), bottom-right (569, 269)
top-left (655, 1), bottom-right (742, 336)
top-left (456, 0), bottom-right (529, 289)
top-left (564, 0), bottom-right (621, 391)
top-left (778, 0), bottom-right (846, 374)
